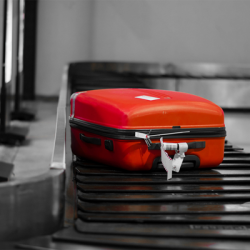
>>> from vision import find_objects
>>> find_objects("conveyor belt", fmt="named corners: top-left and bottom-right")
top-left (51, 142), bottom-right (250, 249)
top-left (71, 71), bottom-right (146, 92)
top-left (51, 63), bottom-right (250, 249)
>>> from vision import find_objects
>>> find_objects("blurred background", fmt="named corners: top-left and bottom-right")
top-left (1, 0), bottom-right (250, 100)
top-left (2, 0), bottom-right (250, 147)
top-left (1, 0), bottom-right (250, 154)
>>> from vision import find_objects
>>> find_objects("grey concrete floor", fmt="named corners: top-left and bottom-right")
top-left (0, 101), bottom-right (58, 249)
top-left (9, 101), bottom-right (57, 180)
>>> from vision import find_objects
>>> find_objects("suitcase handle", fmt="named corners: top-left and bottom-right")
top-left (148, 141), bottom-right (206, 150)
top-left (152, 155), bottom-right (200, 170)
top-left (80, 133), bottom-right (101, 145)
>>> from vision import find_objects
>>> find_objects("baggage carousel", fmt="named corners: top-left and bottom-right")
top-left (15, 62), bottom-right (250, 250)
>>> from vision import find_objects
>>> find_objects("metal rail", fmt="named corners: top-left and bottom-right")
top-left (50, 65), bottom-right (69, 170)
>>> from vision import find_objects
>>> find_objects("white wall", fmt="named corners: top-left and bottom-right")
top-left (91, 0), bottom-right (250, 63)
top-left (36, 0), bottom-right (250, 96)
top-left (0, 0), bottom-right (3, 89)
top-left (35, 0), bottom-right (93, 96)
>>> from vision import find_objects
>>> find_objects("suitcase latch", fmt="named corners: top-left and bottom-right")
top-left (105, 140), bottom-right (114, 151)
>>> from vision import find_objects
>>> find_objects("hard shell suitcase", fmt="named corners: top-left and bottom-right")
top-left (70, 88), bottom-right (226, 175)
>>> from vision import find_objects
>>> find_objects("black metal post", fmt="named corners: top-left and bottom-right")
top-left (14, 0), bottom-right (20, 113)
top-left (0, 0), bottom-right (27, 145)
top-left (11, 0), bottom-right (35, 121)
top-left (0, 0), bottom-right (15, 179)
top-left (23, 0), bottom-right (37, 100)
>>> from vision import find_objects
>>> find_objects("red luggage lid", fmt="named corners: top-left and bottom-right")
top-left (72, 89), bottom-right (224, 130)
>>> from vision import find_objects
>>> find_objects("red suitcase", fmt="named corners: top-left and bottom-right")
top-left (70, 89), bottom-right (226, 177)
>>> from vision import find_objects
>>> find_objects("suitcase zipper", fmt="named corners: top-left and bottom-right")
top-left (69, 117), bottom-right (226, 139)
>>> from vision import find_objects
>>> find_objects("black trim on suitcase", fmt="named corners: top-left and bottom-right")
top-left (70, 118), bottom-right (226, 140)
top-left (80, 133), bottom-right (101, 145)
